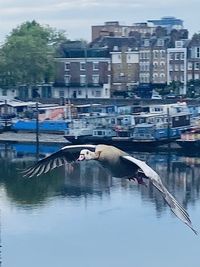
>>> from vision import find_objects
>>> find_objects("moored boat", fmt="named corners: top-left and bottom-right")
top-left (11, 119), bottom-right (69, 134)
top-left (176, 128), bottom-right (200, 150)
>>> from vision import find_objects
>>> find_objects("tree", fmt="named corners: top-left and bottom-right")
top-left (187, 79), bottom-right (200, 97)
top-left (0, 21), bottom-right (68, 89)
top-left (166, 81), bottom-right (183, 95)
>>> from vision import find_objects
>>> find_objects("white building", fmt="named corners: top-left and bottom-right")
top-left (167, 41), bottom-right (187, 94)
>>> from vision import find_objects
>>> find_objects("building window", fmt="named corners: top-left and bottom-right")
top-left (169, 53), bottom-right (174, 60)
top-left (180, 64), bottom-right (184, 71)
top-left (78, 90), bottom-right (82, 95)
top-left (175, 53), bottom-right (180, 60)
top-left (92, 75), bottom-right (99, 84)
top-left (160, 74), bottom-right (165, 82)
top-left (95, 91), bottom-right (101, 97)
top-left (65, 63), bottom-right (70, 70)
top-left (140, 63), bottom-right (144, 71)
top-left (93, 62), bottom-right (99, 70)
top-left (188, 62), bottom-right (193, 70)
top-left (140, 52), bottom-right (144, 59)
top-left (160, 62), bottom-right (165, 69)
top-left (144, 75), bottom-right (149, 83)
top-left (108, 62), bottom-right (111, 71)
top-left (144, 52), bottom-right (149, 59)
top-left (145, 63), bottom-right (149, 71)
top-left (108, 75), bottom-right (111, 84)
top-left (175, 64), bottom-right (179, 71)
top-left (140, 74), bottom-right (144, 83)
top-left (154, 50), bottom-right (158, 59)
top-left (153, 73), bottom-right (158, 82)
top-left (181, 53), bottom-right (185, 60)
top-left (80, 75), bottom-right (86, 85)
top-left (59, 90), bottom-right (64, 97)
top-left (80, 62), bottom-right (86, 70)
top-left (196, 47), bottom-right (200, 58)
top-left (153, 62), bottom-right (158, 70)
top-left (195, 62), bottom-right (200, 70)
top-left (169, 64), bottom-right (173, 71)
top-left (64, 75), bottom-right (70, 85)
top-left (161, 50), bottom-right (165, 58)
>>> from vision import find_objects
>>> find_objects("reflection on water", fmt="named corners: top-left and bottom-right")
top-left (0, 143), bottom-right (199, 212)
top-left (1, 143), bottom-right (200, 267)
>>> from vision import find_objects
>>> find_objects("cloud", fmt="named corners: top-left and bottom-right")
top-left (0, 0), bottom-right (194, 16)
top-left (0, 0), bottom-right (199, 42)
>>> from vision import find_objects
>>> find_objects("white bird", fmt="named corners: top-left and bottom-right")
top-left (22, 144), bottom-right (197, 234)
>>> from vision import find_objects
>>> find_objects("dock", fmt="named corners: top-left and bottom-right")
top-left (0, 132), bottom-right (68, 145)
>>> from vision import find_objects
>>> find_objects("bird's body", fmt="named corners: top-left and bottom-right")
top-left (94, 145), bottom-right (134, 177)
top-left (22, 144), bottom-right (197, 234)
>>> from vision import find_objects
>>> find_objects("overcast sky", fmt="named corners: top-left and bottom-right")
top-left (0, 0), bottom-right (199, 43)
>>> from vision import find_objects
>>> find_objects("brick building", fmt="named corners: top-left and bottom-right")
top-left (55, 42), bottom-right (111, 99)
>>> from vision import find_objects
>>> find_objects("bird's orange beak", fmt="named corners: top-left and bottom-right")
top-left (77, 154), bottom-right (85, 161)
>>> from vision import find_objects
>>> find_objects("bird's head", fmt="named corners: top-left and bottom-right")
top-left (77, 149), bottom-right (99, 161)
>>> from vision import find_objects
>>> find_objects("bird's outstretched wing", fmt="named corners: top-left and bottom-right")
top-left (21, 144), bottom-right (96, 178)
top-left (122, 155), bottom-right (197, 235)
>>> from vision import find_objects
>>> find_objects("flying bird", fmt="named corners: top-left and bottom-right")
top-left (22, 144), bottom-right (197, 234)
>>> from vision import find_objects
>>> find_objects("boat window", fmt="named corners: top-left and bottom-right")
top-left (154, 107), bottom-right (162, 112)
top-left (97, 131), bottom-right (103, 135)
top-left (175, 116), bottom-right (179, 121)
top-left (93, 62), bottom-right (99, 70)
top-left (65, 63), bottom-right (70, 70)
top-left (139, 118), bottom-right (145, 123)
top-left (59, 90), bottom-right (64, 97)
top-left (80, 63), bottom-right (86, 70)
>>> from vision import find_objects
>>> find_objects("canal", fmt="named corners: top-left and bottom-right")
top-left (0, 143), bottom-right (200, 267)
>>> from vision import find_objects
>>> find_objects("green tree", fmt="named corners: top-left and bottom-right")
top-left (187, 79), bottom-right (200, 97)
top-left (0, 20), bottom-right (68, 89)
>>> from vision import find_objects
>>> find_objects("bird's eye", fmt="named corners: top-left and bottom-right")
top-left (86, 151), bottom-right (89, 155)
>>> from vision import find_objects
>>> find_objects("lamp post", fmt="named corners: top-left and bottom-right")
top-left (35, 102), bottom-right (39, 160)
top-left (82, 42), bottom-right (88, 99)
top-left (64, 76), bottom-right (71, 121)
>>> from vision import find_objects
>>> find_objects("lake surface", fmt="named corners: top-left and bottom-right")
top-left (0, 143), bottom-right (200, 267)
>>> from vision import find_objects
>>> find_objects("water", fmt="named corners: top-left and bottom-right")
top-left (0, 143), bottom-right (200, 267)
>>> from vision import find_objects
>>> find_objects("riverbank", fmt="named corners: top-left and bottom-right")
top-left (0, 132), bottom-right (68, 145)
top-left (0, 131), bottom-right (182, 152)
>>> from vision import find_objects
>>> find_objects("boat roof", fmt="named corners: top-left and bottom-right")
top-left (134, 123), bottom-right (154, 128)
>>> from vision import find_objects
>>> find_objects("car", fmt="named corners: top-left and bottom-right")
top-left (151, 94), bottom-right (162, 100)
top-left (165, 94), bottom-right (176, 99)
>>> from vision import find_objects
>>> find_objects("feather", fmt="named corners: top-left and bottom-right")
top-left (122, 155), bottom-right (197, 235)
top-left (21, 145), bottom-right (96, 178)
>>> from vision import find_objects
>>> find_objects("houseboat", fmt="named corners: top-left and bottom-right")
top-left (65, 102), bottom-right (193, 149)
top-left (176, 128), bottom-right (200, 151)
top-left (64, 114), bottom-right (117, 144)
top-left (11, 119), bottom-right (69, 134)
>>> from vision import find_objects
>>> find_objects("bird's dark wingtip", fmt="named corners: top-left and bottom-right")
top-left (191, 227), bottom-right (198, 236)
